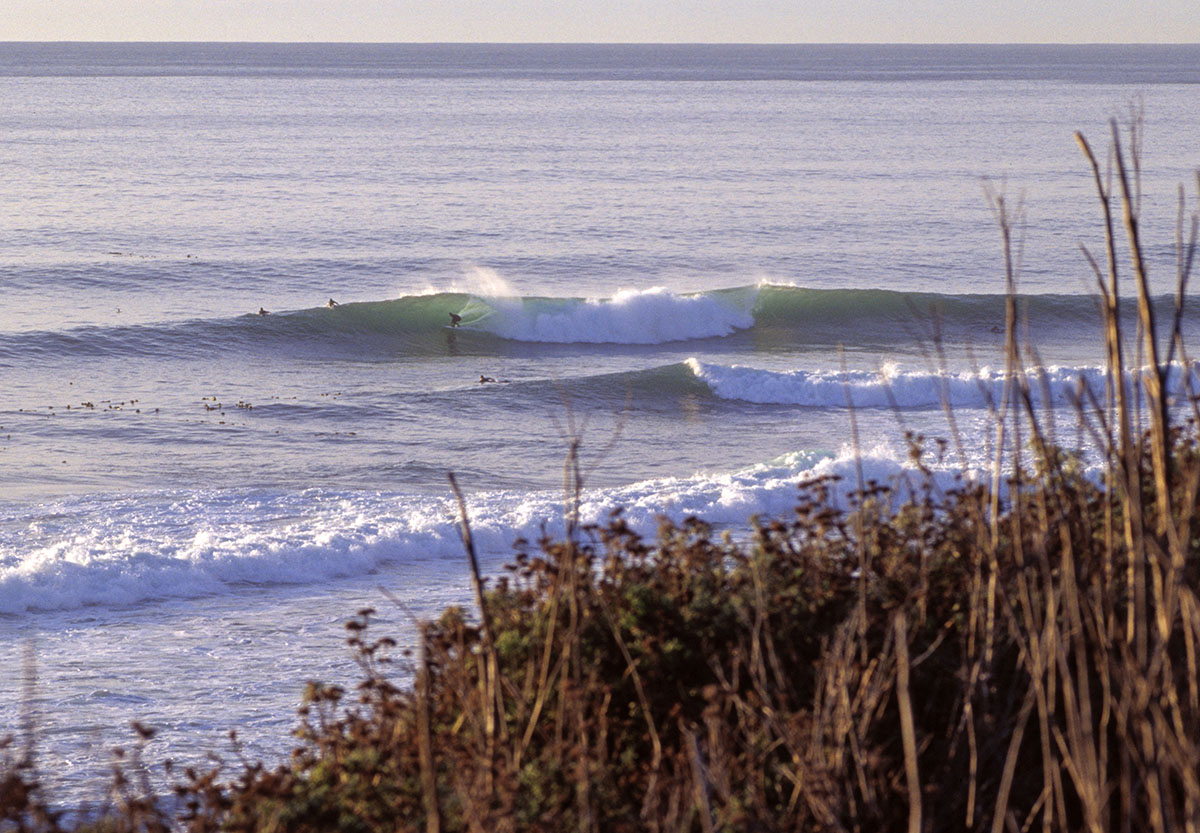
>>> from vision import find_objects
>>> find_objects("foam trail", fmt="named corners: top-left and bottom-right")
top-left (687, 359), bottom-right (1200, 408)
top-left (471, 286), bottom-right (757, 344)
top-left (1, 447), bottom-right (966, 616)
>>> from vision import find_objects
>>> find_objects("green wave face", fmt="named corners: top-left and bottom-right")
top-left (305, 285), bottom-right (1155, 343)
top-left (1, 285), bottom-right (1189, 364)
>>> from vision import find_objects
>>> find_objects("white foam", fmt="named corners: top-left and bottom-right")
top-left (0, 447), bottom-right (956, 616)
top-left (470, 286), bottom-right (756, 344)
top-left (686, 358), bottom-right (1200, 409)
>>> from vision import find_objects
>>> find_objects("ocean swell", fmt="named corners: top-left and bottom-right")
top-left (3, 285), bottom-right (1193, 362)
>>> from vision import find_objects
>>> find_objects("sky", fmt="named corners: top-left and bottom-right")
top-left (6, 0), bottom-right (1199, 43)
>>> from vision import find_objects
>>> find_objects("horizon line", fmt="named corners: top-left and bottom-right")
top-left (2, 40), bottom-right (1198, 47)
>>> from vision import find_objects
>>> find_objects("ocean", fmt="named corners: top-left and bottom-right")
top-left (2, 42), bottom-right (1199, 804)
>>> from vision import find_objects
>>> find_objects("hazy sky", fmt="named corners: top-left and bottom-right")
top-left (7, 0), bottom-right (1199, 43)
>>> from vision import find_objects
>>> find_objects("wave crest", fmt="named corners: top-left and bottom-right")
top-left (464, 286), bottom-right (757, 344)
top-left (686, 358), bottom-right (1200, 408)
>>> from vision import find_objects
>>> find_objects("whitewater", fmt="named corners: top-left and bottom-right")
top-left (2, 42), bottom-right (1200, 805)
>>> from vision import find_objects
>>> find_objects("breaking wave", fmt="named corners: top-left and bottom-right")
top-left (1, 448), bottom-right (972, 615)
top-left (686, 358), bottom-right (1200, 408)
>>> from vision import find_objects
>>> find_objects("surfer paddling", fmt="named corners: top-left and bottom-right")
top-left (257, 307), bottom-right (270, 316)
top-left (478, 375), bottom-right (510, 384)
top-left (326, 298), bottom-right (339, 308)
top-left (449, 312), bottom-right (462, 327)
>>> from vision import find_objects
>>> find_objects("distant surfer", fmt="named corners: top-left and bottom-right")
top-left (479, 375), bottom-right (510, 384)
top-left (449, 312), bottom-right (462, 328)
top-left (326, 298), bottom-right (339, 308)
top-left (258, 307), bottom-right (270, 316)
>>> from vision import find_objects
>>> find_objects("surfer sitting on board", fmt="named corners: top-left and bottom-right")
top-left (257, 307), bottom-right (269, 316)
top-left (449, 312), bottom-right (462, 327)
top-left (326, 298), bottom-right (339, 308)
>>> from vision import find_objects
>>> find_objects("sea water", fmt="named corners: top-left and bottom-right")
top-left (2, 43), bottom-right (1199, 805)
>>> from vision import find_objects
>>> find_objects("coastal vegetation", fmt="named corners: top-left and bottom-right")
top-left (5, 120), bottom-right (1200, 832)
